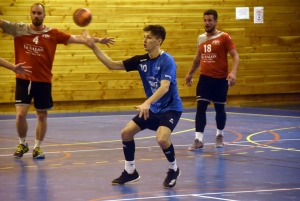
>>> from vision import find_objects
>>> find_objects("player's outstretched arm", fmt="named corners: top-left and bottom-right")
top-left (82, 30), bottom-right (124, 70)
top-left (67, 34), bottom-right (115, 48)
top-left (0, 58), bottom-right (32, 77)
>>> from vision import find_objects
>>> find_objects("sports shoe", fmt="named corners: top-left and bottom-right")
top-left (188, 139), bottom-right (204, 151)
top-left (163, 168), bottom-right (181, 188)
top-left (13, 143), bottom-right (29, 158)
top-left (32, 147), bottom-right (45, 159)
top-left (111, 169), bottom-right (140, 185)
top-left (215, 134), bottom-right (224, 148)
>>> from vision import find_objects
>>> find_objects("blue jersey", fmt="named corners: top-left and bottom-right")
top-left (123, 51), bottom-right (182, 113)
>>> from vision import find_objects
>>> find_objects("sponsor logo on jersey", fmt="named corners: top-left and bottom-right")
top-left (42, 34), bottom-right (50, 39)
top-left (202, 54), bottom-right (217, 59)
top-left (24, 44), bottom-right (44, 53)
top-left (149, 81), bottom-right (158, 88)
top-left (212, 40), bottom-right (221, 45)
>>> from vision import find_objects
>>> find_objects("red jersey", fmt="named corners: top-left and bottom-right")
top-left (2, 21), bottom-right (71, 82)
top-left (197, 31), bottom-right (236, 78)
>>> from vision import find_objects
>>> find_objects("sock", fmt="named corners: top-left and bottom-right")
top-left (163, 144), bottom-right (176, 162)
top-left (34, 140), bottom-right (42, 149)
top-left (196, 132), bottom-right (203, 141)
top-left (216, 129), bottom-right (224, 136)
top-left (19, 137), bottom-right (26, 146)
top-left (123, 140), bottom-right (135, 161)
top-left (169, 159), bottom-right (178, 171)
top-left (125, 160), bottom-right (135, 174)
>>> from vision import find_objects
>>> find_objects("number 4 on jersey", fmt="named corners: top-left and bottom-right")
top-left (33, 36), bottom-right (39, 44)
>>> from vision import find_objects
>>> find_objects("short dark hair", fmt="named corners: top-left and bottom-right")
top-left (204, 9), bottom-right (218, 20)
top-left (31, 3), bottom-right (45, 12)
top-left (143, 25), bottom-right (166, 45)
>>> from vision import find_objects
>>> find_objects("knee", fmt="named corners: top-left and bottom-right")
top-left (36, 112), bottom-right (47, 122)
top-left (197, 101), bottom-right (209, 113)
top-left (214, 104), bottom-right (225, 114)
top-left (120, 128), bottom-right (131, 141)
top-left (16, 113), bottom-right (26, 122)
top-left (156, 136), bottom-right (169, 149)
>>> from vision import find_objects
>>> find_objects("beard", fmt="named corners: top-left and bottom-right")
top-left (205, 25), bottom-right (215, 34)
top-left (32, 18), bottom-right (43, 26)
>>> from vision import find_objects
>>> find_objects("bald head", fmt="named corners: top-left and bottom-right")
top-left (31, 3), bottom-right (45, 12)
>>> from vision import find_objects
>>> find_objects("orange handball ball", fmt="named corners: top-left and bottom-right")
top-left (73, 8), bottom-right (92, 27)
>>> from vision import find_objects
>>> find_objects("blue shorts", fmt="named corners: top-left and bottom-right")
top-left (132, 110), bottom-right (182, 132)
top-left (15, 78), bottom-right (53, 110)
top-left (196, 74), bottom-right (229, 104)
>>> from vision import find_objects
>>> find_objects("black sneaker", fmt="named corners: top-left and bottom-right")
top-left (13, 143), bottom-right (29, 158)
top-left (32, 147), bottom-right (45, 159)
top-left (163, 168), bottom-right (181, 188)
top-left (111, 169), bottom-right (140, 185)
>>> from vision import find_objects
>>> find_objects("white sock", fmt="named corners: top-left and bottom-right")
top-left (125, 160), bottom-right (135, 174)
top-left (19, 137), bottom-right (26, 146)
top-left (34, 140), bottom-right (42, 149)
top-left (169, 159), bottom-right (178, 171)
top-left (195, 132), bottom-right (203, 141)
top-left (217, 129), bottom-right (224, 136)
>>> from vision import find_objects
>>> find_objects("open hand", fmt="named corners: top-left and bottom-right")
top-left (134, 102), bottom-right (151, 120)
top-left (97, 37), bottom-right (115, 48)
top-left (14, 62), bottom-right (32, 78)
top-left (82, 30), bottom-right (115, 48)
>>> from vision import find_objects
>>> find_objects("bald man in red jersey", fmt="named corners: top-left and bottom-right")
top-left (0, 3), bottom-right (114, 159)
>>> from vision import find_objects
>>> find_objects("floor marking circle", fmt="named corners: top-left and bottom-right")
top-left (247, 126), bottom-right (300, 152)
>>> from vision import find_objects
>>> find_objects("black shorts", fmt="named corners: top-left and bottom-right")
top-left (132, 110), bottom-right (182, 132)
top-left (15, 78), bottom-right (53, 110)
top-left (196, 74), bottom-right (229, 104)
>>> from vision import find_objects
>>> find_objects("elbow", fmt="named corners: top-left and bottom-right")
top-left (162, 85), bottom-right (170, 94)
top-left (234, 54), bottom-right (240, 61)
top-left (107, 61), bottom-right (118, 70)
top-left (105, 62), bottom-right (119, 70)
top-left (106, 66), bottom-right (114, 70)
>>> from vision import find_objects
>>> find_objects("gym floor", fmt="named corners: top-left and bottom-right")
top-left (0, 106), bottom-right (300, 201)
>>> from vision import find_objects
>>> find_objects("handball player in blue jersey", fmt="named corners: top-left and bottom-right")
top-left (83, 25), bottom-right (182, 188)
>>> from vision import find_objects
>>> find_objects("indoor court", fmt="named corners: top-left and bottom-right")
top-left (0, 0), bottom-right (300, 200)
top-left (0, 106), bottom-right (299, 201)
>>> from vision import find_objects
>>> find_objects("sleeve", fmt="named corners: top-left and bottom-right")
top-left (123, 54), bottom-right (149, 72)
top-left (161, 56), bottom-right (176, 81)
top-left (123, 56), bottom-right (139, 72)
top-left (54, 29), bottom-right (71, 45)
top-left (224, 33), bottom-right (236, 51)
top-left (1, 20), bottom-right (25, 37)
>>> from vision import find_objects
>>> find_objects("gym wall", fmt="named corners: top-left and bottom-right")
top-left (0, 0), bottom-right (299, 113)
